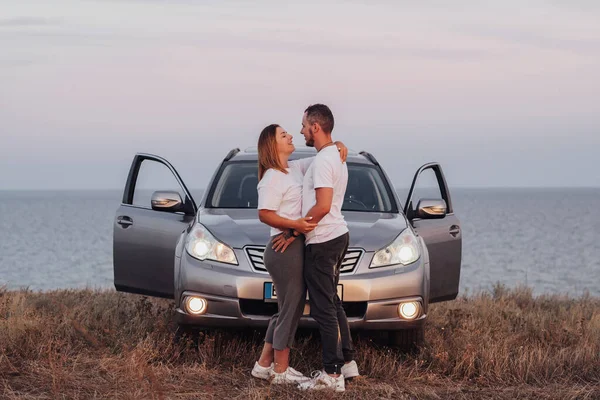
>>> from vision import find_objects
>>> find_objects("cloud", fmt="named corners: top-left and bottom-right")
top-left (186, 33), bottom-right (494, 61)
top-left (0, 30), bottom-right (118, 46)
top-left (458, 25), bottom-right (600, 56)
top-left (0, 17), bottom-right (62, 28)
top-left (0, 59), bottom-right (38, 68)
top-left (1, 23), bottom-right (494, 62)
top-left (548, 1), bottom-right (600, 13)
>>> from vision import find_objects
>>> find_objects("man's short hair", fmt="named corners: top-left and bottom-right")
top-left (305, 104), bottom-right (334, 134)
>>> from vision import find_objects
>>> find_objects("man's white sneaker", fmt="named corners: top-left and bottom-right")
top-left (271, 367), bottom-right (310, 384)
top-left (341, 360), bottom-right (360, 379)
top-left (251, 362), bottom-right (273, 380)
top-left (298, 370), bottom-right (345, 392)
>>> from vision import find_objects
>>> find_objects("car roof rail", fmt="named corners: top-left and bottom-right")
top-left (359, 151), bottom-right (379, 165)
top-left (224, 148), bottom-right (241, 161)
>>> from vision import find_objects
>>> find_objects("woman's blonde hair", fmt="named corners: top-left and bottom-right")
top-left (257, 124), bottom-right (288, 181)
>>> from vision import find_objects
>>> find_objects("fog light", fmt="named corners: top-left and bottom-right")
top-left (185, 296), bottom-right (207, 315)
top-left (398, 301), bottom-right (419, 320)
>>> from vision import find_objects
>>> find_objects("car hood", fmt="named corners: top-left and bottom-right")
top-left (197, 208), bottom-right (407, 251)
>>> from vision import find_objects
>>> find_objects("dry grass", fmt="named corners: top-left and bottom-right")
top-left (1, 285), bottom-right (599, 399)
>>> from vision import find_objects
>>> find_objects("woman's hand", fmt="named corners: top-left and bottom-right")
top-left (272, 233), bottom-right (296, 253)
top-left (293, 216), bottom-right (316, 234)
top-left (334, 141), bottom-right (348, 163)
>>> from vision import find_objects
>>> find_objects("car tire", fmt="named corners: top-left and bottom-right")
top-left (388, 327), bottom-right (424, 352)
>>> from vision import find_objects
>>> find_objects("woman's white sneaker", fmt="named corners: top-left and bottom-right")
top-left (251, 362), bottom-right (273, 380)
top-left (298, 370), bottom-right (345, 392)
top-left (341, 360), bottom-right (360, 379)
top-left (271, 367), bottom-right (310, 384)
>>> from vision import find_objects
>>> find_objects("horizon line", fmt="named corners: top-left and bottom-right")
top-left (1, 185), bottom-right (599, 192)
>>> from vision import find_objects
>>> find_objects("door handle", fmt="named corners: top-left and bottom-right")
top-left (117, 216), bottom-right (133, 227)
top-left (449, 225), bottom-right (460, 237)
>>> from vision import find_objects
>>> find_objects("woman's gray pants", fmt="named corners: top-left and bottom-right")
top-left (263, 235), bottom-right (306, 350)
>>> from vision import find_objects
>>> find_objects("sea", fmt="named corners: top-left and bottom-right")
top-left (1, 188), bottom-right (599, 297)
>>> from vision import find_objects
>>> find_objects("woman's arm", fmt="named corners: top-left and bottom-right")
top-left (289, 141), bottom-right (349, 175)
top-left (288, 157), bottom-right (314, 175)
top-left (336, 141), bottom-right (349, 162)
top-left (257, 173), bottom-right (315, 233)
top-left (258, 210), bottom-right (315, 233)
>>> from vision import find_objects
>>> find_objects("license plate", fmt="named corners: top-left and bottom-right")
top-left (264, 282), bottom-right (278, 303)
top-left (264, 282), bottom-right (343, 302)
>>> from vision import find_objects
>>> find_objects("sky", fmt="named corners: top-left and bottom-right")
top-left (1, 0), bottom-right (599, 190)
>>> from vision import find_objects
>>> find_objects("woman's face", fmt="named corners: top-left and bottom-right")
top-left (275, 126), bottom-right (295, 155)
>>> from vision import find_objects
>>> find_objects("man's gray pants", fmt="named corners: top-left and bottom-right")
top-left (264, 235), bottom-right (306, 350)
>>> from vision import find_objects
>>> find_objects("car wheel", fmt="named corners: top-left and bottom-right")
top-left (388, 327), bottom-right (424, 352)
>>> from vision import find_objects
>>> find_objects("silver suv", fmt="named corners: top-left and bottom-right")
top-left (113, 147), bottom-right (462, 347)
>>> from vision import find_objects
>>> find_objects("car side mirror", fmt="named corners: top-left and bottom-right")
top-left (416, 198), bottom-right (447, 219)
top-left (151, 191), bottom-right (184, 212)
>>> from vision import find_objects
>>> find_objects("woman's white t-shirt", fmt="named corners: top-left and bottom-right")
top-left (257, 157), bottom-right (314, 237)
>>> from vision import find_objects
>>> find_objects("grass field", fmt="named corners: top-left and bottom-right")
top-left (1, 286), bottom-right (599, 399)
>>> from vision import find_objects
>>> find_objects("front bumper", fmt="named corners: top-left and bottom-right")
top-left (176, 292), bottom-right (426, 330)
top-left (175, 251), bottom-right (428, 330)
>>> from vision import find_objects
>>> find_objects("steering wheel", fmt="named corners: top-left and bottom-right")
top-left (346, 195), bottom-right (368, 210)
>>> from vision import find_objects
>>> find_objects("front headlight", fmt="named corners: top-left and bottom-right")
top-left (370, 228), bottom-right (420, 268)
top-left (185, 223), bottom-right (238, 265)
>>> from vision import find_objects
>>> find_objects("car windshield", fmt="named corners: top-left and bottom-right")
top-left (206, 161), bottom-right (395, 212)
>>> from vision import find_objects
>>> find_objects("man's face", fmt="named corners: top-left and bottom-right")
top-left (301, 112), bottom-right (315, 147)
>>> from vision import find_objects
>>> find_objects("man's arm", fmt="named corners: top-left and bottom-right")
top-left (305, 154), bottom-right (336, 223)
top-left (305, 187), bottom-right (333, 224)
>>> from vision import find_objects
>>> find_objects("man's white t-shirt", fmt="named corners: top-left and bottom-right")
top-left (257, 157), bottom-right (314, 237)
top-left (302, 145), bottom-right (349, 245)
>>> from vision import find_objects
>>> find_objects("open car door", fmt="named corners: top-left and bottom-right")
top-left (113, 153), bottom-right (197, 298)
top-left (404, 163), bottom-right (462, 303)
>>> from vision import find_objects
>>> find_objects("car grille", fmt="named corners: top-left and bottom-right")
top-left (245, 246), bottom-right (364, 274)
top-left (246, 247), bottom-right (267, 272)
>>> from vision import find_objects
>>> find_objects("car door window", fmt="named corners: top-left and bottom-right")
top-left (409, 168), bottom-right (444, 212)
top-left (131, 159), bottom-right (186, 208)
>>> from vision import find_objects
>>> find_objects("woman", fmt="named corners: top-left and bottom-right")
top-left (250, 124), bottom-right (347, 384)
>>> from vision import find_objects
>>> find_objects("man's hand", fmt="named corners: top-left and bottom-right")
top-left (335, 141), bottom-right (348, 163)
top-left (272, 233), bottom-right (296, 253)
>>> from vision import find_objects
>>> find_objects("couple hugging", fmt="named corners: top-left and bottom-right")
top-left (250, 104), bottom-right (357, 392)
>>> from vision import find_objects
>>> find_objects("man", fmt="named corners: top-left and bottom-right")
top-left (297, 104), bottom-right (359, 391)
